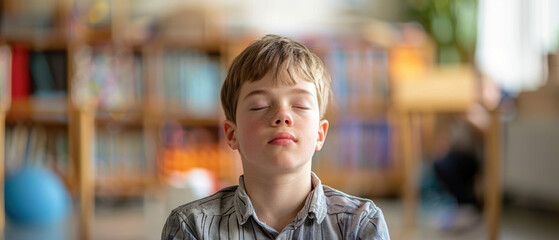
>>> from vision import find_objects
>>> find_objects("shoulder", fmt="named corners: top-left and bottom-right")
top-left (322, 185), bottom-right (381, 216)
top-left (162, 186), bottom-right (239, 239)
top-left (322, 186), bottom-right (390, 239)
top-left (170, 185), bottom-right (238, 219)
top-left (322, 185), bottom-right (379, 214)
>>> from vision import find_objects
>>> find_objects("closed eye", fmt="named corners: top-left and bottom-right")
top-left (250, 106), bottom-right (269, 111)
top-left (293, 106), bottom-right (310, 110)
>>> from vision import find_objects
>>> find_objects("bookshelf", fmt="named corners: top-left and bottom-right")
top-left (1, 0), bottom-right (76, 235)
top-left (300, 28), bottom-right (436, 198)
top-left (0, 0), bottom-right (237, 238)
top-left (1, 1), bottom-right (497, 238)
top-left (0, 44), bottom-right (8, 234)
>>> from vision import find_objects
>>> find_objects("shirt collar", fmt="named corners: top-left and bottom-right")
top-left (295, 172), bottom-right (327, 225)
top-left (234, 172), bottom-right (327, 226)
top-left (234, 175), bottom-right (255, 225)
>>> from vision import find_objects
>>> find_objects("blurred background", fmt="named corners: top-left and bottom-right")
top-left (1, 0), bottom-right (559, 239)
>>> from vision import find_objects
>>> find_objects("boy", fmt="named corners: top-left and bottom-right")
top-left (162, 34), bottom-right (390, 239)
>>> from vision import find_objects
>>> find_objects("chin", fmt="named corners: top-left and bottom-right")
top-left (269, 156), bottom-right (312, 172)
top-left (242, 151), bottom-right (313, 173)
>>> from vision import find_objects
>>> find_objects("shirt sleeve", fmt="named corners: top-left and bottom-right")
top-left (161, 210), bottom-right (199, 240)
top-left (357, 206), bottom-right (391, 240)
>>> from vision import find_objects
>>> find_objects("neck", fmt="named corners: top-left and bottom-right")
top-left (243, 168), bottom-right (313, 231)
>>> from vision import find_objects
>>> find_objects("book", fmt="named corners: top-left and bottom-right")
top-left (72, 47), bottom-right (143, 111)
top-left (44, 51), bottom-right (68, 92)
top-left (30, 51), bottom-right (55, 96)
top-left (94, 128), bottom-right (150, 181)
top-left (4, 124), bottom-right (69, 176)
top-left (0, 45), bottom-right (11, 108)
top-left (11, 45), bottom-right (30, 100)
top-left (162, 50), bottom-right (222, 118)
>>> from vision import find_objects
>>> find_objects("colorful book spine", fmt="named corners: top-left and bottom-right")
top-left (0, 45), bottom-right (11, 108)
top-left (30, 52), bottom-right (55, 96)
top-left (71, 47), bottom-right (143, 111)
top-left (94, 129), bottom-right (151, 180)
top-left (328, 46), bottom-right (349, 111)
top-left (162, 50), bottom-right (222, 118)
top-left (11, 45), bottom-right (30, 100)
top-left (4, 124), bottom-right (69, 176)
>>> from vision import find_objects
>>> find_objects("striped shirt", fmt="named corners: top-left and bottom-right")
top-left (162, 173), bottom-right (390, 239)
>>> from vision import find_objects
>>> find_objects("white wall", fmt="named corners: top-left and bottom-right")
top-left (504, 119), bottom-right (559, 207)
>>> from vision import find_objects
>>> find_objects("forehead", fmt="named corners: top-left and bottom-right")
top-left (238, 70), bottom-right (317, 99)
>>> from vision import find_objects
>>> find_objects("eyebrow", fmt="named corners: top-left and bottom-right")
top-left (243, 88), bottom-right (314, 101)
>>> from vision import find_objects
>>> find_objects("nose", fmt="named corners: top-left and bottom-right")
top-left (271, 108), bottom-right (294, 127)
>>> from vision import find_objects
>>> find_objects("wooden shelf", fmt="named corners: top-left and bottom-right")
top-left (84, 27), bottom-right (113, 45)
top-left (157, 111), bottom-right (221, 127)
top-left (3, 32), bottom-right (69, 50)
top-left (158, 37), bottom-right (224, 53)
top-left (176, 117), bottom-right (220, 127)
top-left (95, 110), bottom-right (144, 127)
top-left (95, 176), bottom-right (159, 198)
top-left (6, 97), bottom-right (69, 125)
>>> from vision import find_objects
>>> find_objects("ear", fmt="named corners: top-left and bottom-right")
top-left (223, 120), bottom-right (239, 150)
top-left (315, 119), bottom-right (329, 151)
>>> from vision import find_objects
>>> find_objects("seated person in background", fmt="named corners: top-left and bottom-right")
top-left (162, 34), bottom-right (390, 239)
top-left (430, 112), bottom-right (485, 232)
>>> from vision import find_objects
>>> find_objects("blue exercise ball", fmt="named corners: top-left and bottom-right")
top-left (4, 166), bottom-right (71, 225)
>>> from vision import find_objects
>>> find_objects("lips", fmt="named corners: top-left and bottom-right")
top-left (268, 132), bottom-right (297, 145)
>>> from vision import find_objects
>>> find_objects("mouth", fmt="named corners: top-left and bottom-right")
top-left (268, 132), bottom-right (297, 145)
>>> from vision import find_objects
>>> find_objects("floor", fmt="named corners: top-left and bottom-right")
top-left (376, 198), bottom-right (559, 240)
top-left (5, 193), bottom-right (559, 240)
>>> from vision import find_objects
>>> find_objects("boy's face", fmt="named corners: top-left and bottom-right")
top-left (223, 71), bottom-right (329, 174)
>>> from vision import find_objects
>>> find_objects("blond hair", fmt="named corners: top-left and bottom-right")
top-left (221, 34), bottom-right (331, 123)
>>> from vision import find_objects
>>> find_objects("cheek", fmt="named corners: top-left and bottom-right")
top-left (237, 116), bottom-right (264, 142)
top-left (301, 121), bottom-right (320, 142)
top-left (240, 115), bottom-right (263, 130)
